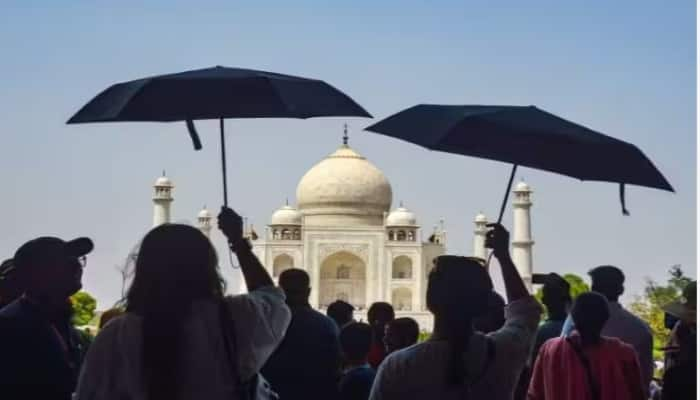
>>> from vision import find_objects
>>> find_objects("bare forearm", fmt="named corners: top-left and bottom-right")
top-left (231, 241), bottom-right (274, 291)
top-left (495, 251), bottom-right (529, 303)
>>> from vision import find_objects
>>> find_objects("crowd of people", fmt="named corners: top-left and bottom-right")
top-left (0, 206), bottom-right (695, 400)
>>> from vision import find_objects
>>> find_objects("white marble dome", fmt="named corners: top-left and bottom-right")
top-left (296, 144), bottom-right (392, 225)
top-left (271, 205), bottom-right (302, 225)
top-left (386, 206), bottom-right (417, 226)
top-left (154, 176), bottom-right (173, 187)
top-left (475, 212), bottom-right (487, 223)
top-left (515, 181), bottom-right (531, 192)
top-left (198, 207), bottom-right (212, 219)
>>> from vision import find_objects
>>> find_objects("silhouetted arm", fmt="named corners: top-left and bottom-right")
top-left (218, 207), bottom-right (274, 291)
top-left (486, 223), bottom-right (529, 303)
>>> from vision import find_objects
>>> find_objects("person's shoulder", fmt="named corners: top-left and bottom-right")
top-left (601, 336), bottom-right (638, 358)
top-left (619, 305), bottom-right (652, 331)
top-left (0, 299), bottom-right (29, 319)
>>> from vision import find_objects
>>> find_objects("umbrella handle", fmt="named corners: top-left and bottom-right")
top-left (186, 120), bottom-right (203, 150)
top-left (220, 118), bottom-right (228, 207)
top-left (486, 164), bottom-right (518, 267)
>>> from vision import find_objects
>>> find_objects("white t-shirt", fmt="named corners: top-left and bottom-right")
top-left (75, 286), bottom-right (291, 400)
top-left (369, 296), bottom-right (542, 400)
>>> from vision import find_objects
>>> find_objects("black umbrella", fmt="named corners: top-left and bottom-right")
top-left (67, 66), bottom-right (371, 205)
top-left (365, 104), bottom-right (673, 222)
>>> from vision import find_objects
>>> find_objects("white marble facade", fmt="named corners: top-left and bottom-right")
top-left (250, 140), bottom-right (446, 329)
top-left (151, 133), bottom-right (534, 331)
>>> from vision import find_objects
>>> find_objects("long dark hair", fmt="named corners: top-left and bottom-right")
top-left (427, 256), bottom-right (492, 386)
top-left (125, 224), bottom-right (225, 400)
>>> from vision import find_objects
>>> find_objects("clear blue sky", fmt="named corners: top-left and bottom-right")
top-left (0, 1), bottom-right (695, 308)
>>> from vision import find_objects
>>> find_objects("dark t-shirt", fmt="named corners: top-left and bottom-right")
top-left (0, 298), bottom-right (85, 400)
top-left (262, 304), bottom-right (340, 400)
top-left (533, 319), bottom-right (566, 360)
top-left (339, 365), bottom-right (376, 400)
top-left (663, 362), bottom-right (697, 400)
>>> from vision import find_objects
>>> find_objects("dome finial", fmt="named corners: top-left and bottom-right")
top-left (343, 123), bottom-right (349, 145)
top-left (162, 169), bottom-right (166, 177)
top-left (285, 197), bottom-right (289, 206)
top-left (399, 200), bottom-right (404, 208)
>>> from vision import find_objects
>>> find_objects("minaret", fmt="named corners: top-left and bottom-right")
top-left (152, 172), bottom-right (174, 227)
top-left (512, 181), bottom-right (534, 292)
top-left (197, 206), bottom-right (212, 238)
top-left (473, 212), bottom-right (488, 260)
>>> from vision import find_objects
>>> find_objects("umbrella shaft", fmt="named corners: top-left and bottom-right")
top-left (486, 164), bottom-right (518, 268)
top-left (221, 118), bottom-right (228, 206)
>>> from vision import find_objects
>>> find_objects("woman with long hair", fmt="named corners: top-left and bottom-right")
top-left (76, 207), bottom-right (291, 400)
top-left (369, 223), bottom-right (542, 400)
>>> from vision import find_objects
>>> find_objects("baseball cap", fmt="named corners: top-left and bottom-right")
top-left (13, 237), bottom-right (94, 272)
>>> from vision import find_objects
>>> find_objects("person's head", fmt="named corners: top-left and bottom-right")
top-left (589, 265), bottom-right (624, 302)
top-left (340, 322), bottom-right (373, 366)
top-left (13, 236), bottom-right (92, 304)
top-left (0, 258), bottom-right (23, 307)
top-left (384, 317), bottom-right (420, 353)
top-left (367, 301), bottom-right (395, 339)
top-left (127, 224), bottom-right (223, 313)
top-left (571, 292), bottom-right (610, 343)
top-left (473, 290), bottom-right (506, 333)
top-left (278, 269), bottom-right (310, 306)
top-left (327, 299), bottom-right (355, 328)
top-left (539, 273), bottom-right (572, 319)
top-left (427, 255), bottom-right (493, 385)
top-left (99, 308), bottom-right (124, 329)
top-left (125, 224), bottom-right (224, 400)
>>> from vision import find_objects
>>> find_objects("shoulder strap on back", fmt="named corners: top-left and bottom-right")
top-left (566, 337), bottom-right (600, 400)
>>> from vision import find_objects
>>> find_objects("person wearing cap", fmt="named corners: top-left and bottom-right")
top-left (660, 280), bottom-right (696, 400)
top-left (0, 236), bottom-right (93, 400)
top-left (561, 265), bottom-right (654, 396)
top-left (533, 273), bottom-right (572, 359)
top-left (0, 258), bottom-right (23, 309)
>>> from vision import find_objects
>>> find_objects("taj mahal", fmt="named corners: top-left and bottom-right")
top-left (150, 131), bottom-right (535, 329)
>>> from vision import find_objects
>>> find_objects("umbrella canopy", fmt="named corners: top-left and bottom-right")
top-left (67, 66), bottom-right (371, 204)
top-left (366, 104), bottom-right (673, 218)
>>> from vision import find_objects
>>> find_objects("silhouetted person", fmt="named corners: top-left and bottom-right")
top-left (328, 299), bottom-right (355, 329)
top-left (0, 237), bottom-right (93, 400)
top-left (561, 266), bottom-right (653, 394)
top-left (369, 224), bottom-right (542, 400)
top-left (473, 290), bottom-right (507, 333)
top-left (529, 292), bottom-right (645, 400)
top-left (262, 268), bottom-right (341, 400)
top-left (339, 322), bottom-right (376, 400)
top-left (76, 207), bottom-right (291, 400)
top-left (533, 273), bottom-right (571, 358)
top-left (384, 317), bottom-right (420, 354)
top-left (0, 258), bottom-right (22, 309)
top-left (367, 301), bottom-right (394, 368)
top-left (661, 280), bottom-right (696, 400)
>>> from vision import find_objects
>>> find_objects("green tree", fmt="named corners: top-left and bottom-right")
top-left (70, 291), bottom-right (97, 326)
top-left (629, 265), bottom-right (692, 364)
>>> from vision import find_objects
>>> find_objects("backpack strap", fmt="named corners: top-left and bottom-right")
top-left (566, 337), bottom-right (601, 400)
